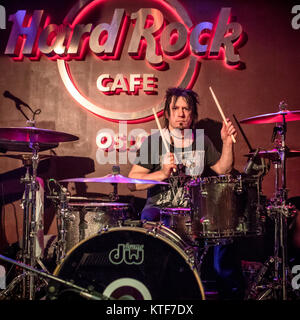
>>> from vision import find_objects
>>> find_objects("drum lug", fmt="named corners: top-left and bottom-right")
top-left (65, 212), bottom-right (75, 222)
top-left (200, 218), bottom-right (210, 233)
top-left (92, 212), bottom-right (104, 223)
top-left (200, 190), bottom-right (208, 197)
top-left (236, 217), bottom-right (247, 233)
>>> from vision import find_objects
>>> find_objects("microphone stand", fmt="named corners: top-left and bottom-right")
top-left (0, 254), bottom-right (110, 300)
top-left (15, 102), bottom-right (30, 121)
top-left (3, 91), bottom-right (41, 122)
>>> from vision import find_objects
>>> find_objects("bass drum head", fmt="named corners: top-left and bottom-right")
top-left (51, 225), bottom-right (204, 300)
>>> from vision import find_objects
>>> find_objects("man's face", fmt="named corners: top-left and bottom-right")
top-left (166, 96), bottom-right (193, 131)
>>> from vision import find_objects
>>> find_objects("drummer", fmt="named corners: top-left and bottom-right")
top-left (128, 87), bottom-right (244, 300)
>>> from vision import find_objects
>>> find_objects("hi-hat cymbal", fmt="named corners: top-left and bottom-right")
top-left (0, 127), bottom-right (79, 144)
top-left (0, 153), bottom-right (54, 161)
top-left (244, 149), bottom-right (300, 160)
top-left (240, 110), bottom-right (300, 124)
top-left (60, 174), bottom-right (169, 185)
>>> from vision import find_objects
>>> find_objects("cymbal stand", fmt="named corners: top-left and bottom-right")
top-left (248, 104), bottom-right (295, 300)
top-left (20, 140), bottom-right (41, 299)
top-left (109, 166), bottom-right (120, 201)
top-left (0, 143), bottom-right (41, 300)
top-left (47, 179), bottom-right (71, 264)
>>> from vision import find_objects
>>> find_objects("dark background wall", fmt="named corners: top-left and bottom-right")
top-left (0, 0), bottom-right (300, 250)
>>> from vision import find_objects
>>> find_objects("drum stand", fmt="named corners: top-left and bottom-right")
top-left (47, 179), bottom-right (73, 264)
top-left (55, 185), bottom-right (70, 264)
top-left (0, 142), bottom-right (47, 300)
top-left (247, 113), bottom-right (296, 300)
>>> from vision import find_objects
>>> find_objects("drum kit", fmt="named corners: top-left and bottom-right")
top-left (0, 101), bottom-right (299, 300)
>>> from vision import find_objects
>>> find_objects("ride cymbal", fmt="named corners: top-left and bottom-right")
top-left (0, 127), bottom-right (79, 144)
top-left (244, 148), bottom-right (300, 160)
top-left (240, 110), bottom-right (300, 124)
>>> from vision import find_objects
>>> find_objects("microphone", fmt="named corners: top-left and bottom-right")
top-left (244, 148), bottom-right (260, 175)
top-left (3, 91), bottom-right (29, 107)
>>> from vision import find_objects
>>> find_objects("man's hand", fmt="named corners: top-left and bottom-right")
top-left (161, 152), bottom-right (177, 179)
top-left (220, 118), bottom-right (237, 145)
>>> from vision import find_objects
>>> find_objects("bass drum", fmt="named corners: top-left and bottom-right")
top-left (50, 221), bottom-right (205, 300)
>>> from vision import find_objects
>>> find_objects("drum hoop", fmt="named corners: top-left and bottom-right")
top-left (54, 223), bottom-right (205, 300)
top-left (202, 174), bottom-right (242, 184)
top-left (189, 174), bottom-right (242, 186)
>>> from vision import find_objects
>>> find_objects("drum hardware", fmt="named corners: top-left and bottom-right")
top-left (240, 102), bottom-right (300, 300)
top-left (110, 165), bottom-right (120, 201)
top-left (233, 113), bottom-right (255, 153)
top-left (0, 124), bottom-right (79, 300)
top-left (47, 179), bottom-right (71, 264)
top-left (0, 141), bottom-right (46, 299)
top-left (0, 254), bottom-right (109, 301)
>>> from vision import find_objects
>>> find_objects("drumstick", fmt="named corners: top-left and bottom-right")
top-left (209, 86), bottom-right (236, 144)
top-left (152, 107), bottom-right (177, 171)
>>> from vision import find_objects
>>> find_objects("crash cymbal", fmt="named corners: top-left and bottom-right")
top-left (60, 174), bottom-right (169, 185)
top-left (240, 110), bottom-right (300, 124)
top-left (0, 127), bottom-right (79, 144)
top-left (244, 149), bottom-right (300, 160)
top-left (68, 202), bottom-right (128, 207)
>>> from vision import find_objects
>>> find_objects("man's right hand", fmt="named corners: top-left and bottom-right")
top-left (161, 152), bottom-right (177, 179)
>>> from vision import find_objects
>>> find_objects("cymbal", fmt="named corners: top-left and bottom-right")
top-left (60, 174), bottom-right (169, 185)
top-left (0, 127), bottom-right (79, 144)
top-left (68, 202), bottom-right (128, 207)
top-left (0, 153), bottom-right (54, 161)
top-left (0, 140), bottom-right (58, 152)
top-left (47, 195), bottom-right (110, 202)
top-left (244, 149), bottom-right (300, 160)
top-left (240, 110), bottom-right (300, 124)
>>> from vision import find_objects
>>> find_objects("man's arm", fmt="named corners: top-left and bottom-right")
top-left (210, 119), bottom-right (237, 175)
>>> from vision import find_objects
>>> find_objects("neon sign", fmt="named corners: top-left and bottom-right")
top-left (3, 0), bottom-right (245, 122)
top-left (5, 7), bottom-right (242, 66)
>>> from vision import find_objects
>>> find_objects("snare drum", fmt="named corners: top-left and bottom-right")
top-left (189, 175), bottom-right (264, 241)
top-left (50, 221), bottom-right (205, 300)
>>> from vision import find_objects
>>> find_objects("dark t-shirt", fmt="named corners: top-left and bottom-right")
top-left (135, 129), bottom-right (220, 208)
